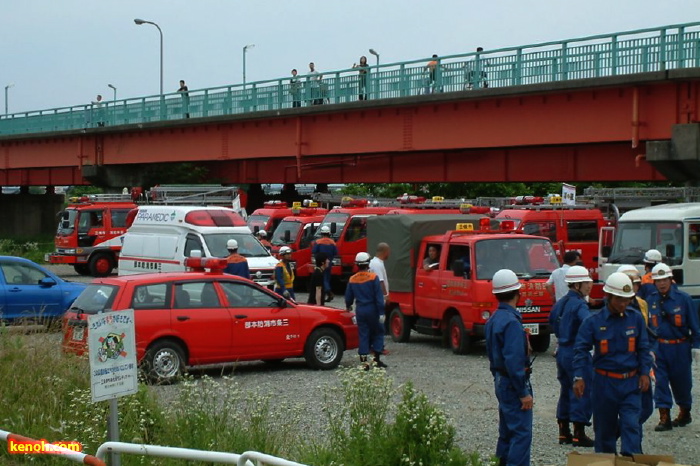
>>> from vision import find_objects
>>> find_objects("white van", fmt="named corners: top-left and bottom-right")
top-left (118, 206), bottom-right (278, 286)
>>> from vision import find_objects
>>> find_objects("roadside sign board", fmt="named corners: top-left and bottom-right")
top-left (88, 309), bottom-right (138, 402)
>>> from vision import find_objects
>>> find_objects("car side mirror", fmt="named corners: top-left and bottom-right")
top-left (330, 223), bottom-right (337, 234)
top-left (61, 220), bottom-right (70, 229)
top-left (39, 277), bottom-right (57, 287)
top-left (277, 297), bottom-right (288, 308)
top-left (452, 260), bottom-right (464, 277)
top-left (601, 246), bottom-right (611, 258)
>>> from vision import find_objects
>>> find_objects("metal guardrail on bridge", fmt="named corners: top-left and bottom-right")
top-left (1, 22), bottom-right (699, 137)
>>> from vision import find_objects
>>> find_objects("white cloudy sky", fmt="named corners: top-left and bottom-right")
top-left (1, 0), bottom-right (698, 113)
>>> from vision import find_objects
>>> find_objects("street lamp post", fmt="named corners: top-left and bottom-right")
top-left (107, 84), bottom-right (117, 102)
top-left (369, 49), bottom-right (380, 98)
top-left (4, 83), bottom-right (14, 116)
top-left (243, 44), bottom-right (255, 85)
top-left (134, 18), bottom-right (163, 96)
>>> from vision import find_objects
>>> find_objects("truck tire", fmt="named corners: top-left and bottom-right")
top-left (529, 334), bottom-right (551, 353)
top-left (73, 264), bottom-right (90, 276)
top-left (89, 253), bottom-right (114, 277)
top-left (389, 308), bottom-right (411, 343)
top-left (448, 315), bottom-right (472, 355)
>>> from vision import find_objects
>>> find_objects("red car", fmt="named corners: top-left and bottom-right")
top-left (62, 258), bottom-right (358, 384)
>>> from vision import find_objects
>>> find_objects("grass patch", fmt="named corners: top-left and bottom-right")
top-left (0, 237), bottom-right (54, 264)
top-left (0, 329), bottom-right (493, 465)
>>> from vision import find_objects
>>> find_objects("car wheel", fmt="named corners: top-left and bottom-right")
top-left (529, 333), bottom-right (551, 353)
top-left (143, 340), bottom-right (186, 384)
top-left (304, 327), bottom-right (344, 370)
top-left (390, 308), bottom-right (411, 343)
top-left (448, 315), bottom-right (472, 355)
top-left (89, 253), bottom-right (113, 277)
top-left (73, 264), bottom-right (90, 276)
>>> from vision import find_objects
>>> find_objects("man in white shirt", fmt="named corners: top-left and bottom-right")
top-left (369, 242), bottom-right (391, 336)
top-left (546, 251), bottom-right (581, 303)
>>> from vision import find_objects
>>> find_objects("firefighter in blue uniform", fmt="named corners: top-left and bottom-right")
top-left (224, 239), bottom-right (250, 279)
top-left (485, 269), bottom-right (533, 466)
top-left (617, 264), bottom-right (656, 439)
top-left (312, 225), bottom-right (338, 301)
top-left (573, 272), bottom-right (652, 456)
top-left (549, 265), bottom-right (594, 447)
top-left (274, 246), bottom-right (296, 301)
top-left (646, 263), bottom-right (700, 431)
top-left (345, 252), bottom-right (387, 369)
top-left (638, 249), bottom-right (662, 300)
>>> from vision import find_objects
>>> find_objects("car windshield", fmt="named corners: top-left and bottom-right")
top-left (314, 213), bottom-right (349, 241)
top-left (608, 221), bottom-right (683, 266)
top-left (204, 233), bottom-right (271, 258)
top-left (247, 215), bottom-right (270, 233)
top-left (271, 220), bottom-right (302, 246)
top-left (70, 284), bottom-right (119, 314)
top-left (474, 238), bottom-right (559, 280)
top-left (57, 209), bottom-right (78, 235)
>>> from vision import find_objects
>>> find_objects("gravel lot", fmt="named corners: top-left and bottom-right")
top-left (50, 264), bottom-right (700, 465)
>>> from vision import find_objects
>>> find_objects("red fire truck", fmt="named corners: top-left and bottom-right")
top-left (48, 194), bottom-right (136, 277)
top-left (368, 214), bottom-right (559, 353)
top-left (248, 201), bottom-right (328, 236)
top-left (269, 205), bottom-right (326, 281)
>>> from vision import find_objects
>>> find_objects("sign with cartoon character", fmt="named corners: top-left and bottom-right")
top-left (88, 309), bottom-right (138, 402)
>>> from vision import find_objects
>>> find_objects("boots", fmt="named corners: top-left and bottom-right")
top-left (373, 353), bottom-right (388, 369)
top-left (672, 406), bottom-right (692, 427)
top-left (655, 408), bottom-right (673, 431)
top-left (557, 420), bottom-right (572, 445)
top-left (572, 422), bottom-right (594, 447)
top-left (359, 355), bottom-right (370, 371)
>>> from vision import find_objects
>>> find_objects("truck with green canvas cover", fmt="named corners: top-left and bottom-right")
top-left (367, 214), bottom-right (559, 353)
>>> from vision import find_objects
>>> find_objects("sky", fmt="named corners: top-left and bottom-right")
top-left (1, 0), bottom-right (698, 113)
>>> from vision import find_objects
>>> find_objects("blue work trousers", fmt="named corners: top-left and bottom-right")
top-left (323, 267), bottom-right (332, 295)
top-left (274, 287), bottom-right (295, 301)
top-left (592, 373), bottom-right (642, 456)
top-left (556, 345), bottom-right (592, 424)
top-left (494, 373), bottom-right (532, 466)
top-left (356, 311), bottom-right (384, 355)
top-left (654, 341), bottom-right (692, 409)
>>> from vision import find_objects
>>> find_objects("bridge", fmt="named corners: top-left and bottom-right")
top-left (1, 21), bottom-right (700, 189)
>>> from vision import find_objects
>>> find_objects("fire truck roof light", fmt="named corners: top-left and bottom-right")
top-left (479, 217), bottom-right (491, 230)
top-left (263, 201), bottom-right (288, 208)
top-left (456, 223), bottom-right (474, 231)
top-left (500, 220), bottom-right (515, 231)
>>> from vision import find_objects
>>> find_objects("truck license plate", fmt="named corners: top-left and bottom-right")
top-left (72, 327), bottom-right (85, 341)
top-left (523, 324), bottom-right (539, 335)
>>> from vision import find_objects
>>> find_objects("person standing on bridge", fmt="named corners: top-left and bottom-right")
top-left (91, 94), bottom-right (105, 127)
top-left (353, 56), bottom-right (370, 101)
top-left (177, 80), bottom-right (190, 118)
top-left (308, 62), bottom-right (323, 105)
top-left (290, 69), bottom-right (301, 108)
top-left (425, 54), bottom-right (439, 94)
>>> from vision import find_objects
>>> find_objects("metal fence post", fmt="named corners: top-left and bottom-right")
top-left (660, 28), bottom-right (667, 71)
top-left (611, 35), bottom-right (618, 76)
top-left (515, 48), bottom-right (522, 86)
top-left (677, 26), bottom-right (685, 68)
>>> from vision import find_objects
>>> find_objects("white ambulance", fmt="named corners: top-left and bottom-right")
top-left (118, 206), bottom-right (278, 287)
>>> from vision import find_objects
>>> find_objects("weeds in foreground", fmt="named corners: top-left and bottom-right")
top-left (0, 237), bottom-right (54, 264)
top-left (0, 329), bottom-right (493, 465)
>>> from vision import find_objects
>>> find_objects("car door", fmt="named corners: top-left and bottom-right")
top-left (219, 280), bottom-right (301, 358)
top-left (170, 280), bottom-right (233, 364)
top-left (0, 259), bottom-right (62, 319)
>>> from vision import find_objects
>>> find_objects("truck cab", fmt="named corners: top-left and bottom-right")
top-left (49, 194), bottom-right (137, 277)
top-left (369, 214), bottom-right (559, 354)
top-left (270, 208), bottom-right (325, 280)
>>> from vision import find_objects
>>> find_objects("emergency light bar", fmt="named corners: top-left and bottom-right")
top-left (263, 201), bottom-right (288, 208)
top-left (184, 256), bottom-right (227, 272)
top-left (184, 210), bottom-right (247, 227)
top-left (396, 194), bottom-right (427, 204)
top-left (340, 197), bottom-right (369, 208)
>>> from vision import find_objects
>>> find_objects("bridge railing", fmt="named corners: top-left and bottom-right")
top-left (1, 22), bottom-right (699, 137)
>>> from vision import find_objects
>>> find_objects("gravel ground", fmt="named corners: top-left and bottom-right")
top-left (50, 264), bottom-right (700, 465)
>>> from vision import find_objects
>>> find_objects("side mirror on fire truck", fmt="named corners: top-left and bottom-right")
top-left (600, 245), bottom-right (611, 259)
top-left (284, 230), bottom-right (291, 243)
top-left (330, 223), bottom-right (337, 235)
top-left (452, 260), bottom-right (465, 277)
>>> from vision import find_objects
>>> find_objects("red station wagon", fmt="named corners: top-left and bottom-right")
top-left (62, 258), bottom-right (358, 383)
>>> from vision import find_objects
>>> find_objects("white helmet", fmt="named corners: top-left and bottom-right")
top-left (564, 265), bottom-right (592, 283)
top-left (492, 269), bottom-right (522, 294)
top-left (355, 252), bottom-right (371, 264)
top-left (651, 263), bottom-right (673, 280)
top-left (320, 225), bottom-right (331, 235)
top-left (258, 230), bottom-right (267, 238)
top-left (226, 239), bottom-right (238, 250)
top-left (603, 272), bottom-right (635, 298)
top-left (617, 264), bottom-right (641, 283)
top-left (643, 249), bottom-right (663, 264)
top-left (279, 246), bottom-right (293, 255)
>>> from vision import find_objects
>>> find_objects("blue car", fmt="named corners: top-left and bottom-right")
top-left (0, 256), bottom-right (86, 321)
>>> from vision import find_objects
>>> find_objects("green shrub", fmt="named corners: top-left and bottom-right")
top-left (0, 237), bottom-right (54, 263)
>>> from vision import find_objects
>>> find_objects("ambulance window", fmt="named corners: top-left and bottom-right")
top-left (448, 245), bottom-right (470, 278)
top-left (567, 221), bottom-right (598, 242)
top-left (344, 217), bottom-right (368, 242)
top-left (689, 224), bottom-right (700, 259)
top-left (522, 222), bottom-right (556, 241)
top-left (185, 235), bottom-right (205, 257)
top-left (111, 209), bottom-right (131, 228)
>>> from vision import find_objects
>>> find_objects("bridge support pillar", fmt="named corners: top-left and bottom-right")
top-left (647, 124), bottom-right (700, 181)
top-left (0, 194), bottom-right (64, 237)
